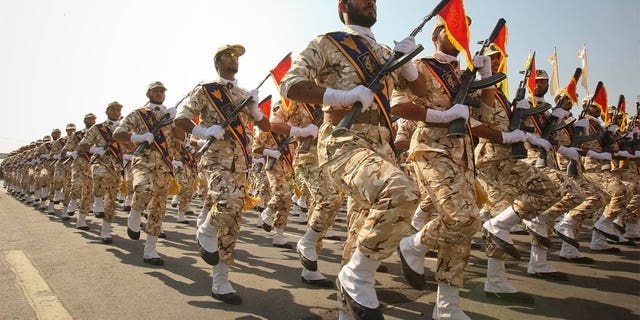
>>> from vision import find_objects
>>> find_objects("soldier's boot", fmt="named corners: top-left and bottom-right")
top-left (324, 225), bottom-right (341, 240)
top-left (624, 220), bottom-right (640, 240)
top-left (336, 249), bottom-right (383, 319)
top-left (196, 222), bottom-right (219, 266)
top-left (75, 213), bottom-right (89, 230)
top-left (127, 209), bottom-right (142, 240)
top-left (66, 199), bottom-right (78, 216)
top-left (522, 214), bottom-right (553, 249)
top-left (291, 203), bottom-right (301, 217)
top-left (171, 195), bottom-right (179, 208)
top-left (594, 214), bottom-right (621, 241)
top-left (176, 210), bottom-right (189, 224)
top-left (142, 235), bottom-right (163, 265)
top-left (554, 213), bottom-right (580, 248)
top-left (437, 282), bottom-right (471, 320)
top-left (100, 221), bottom-right (113, 244)
top-left (398, 232), bottom-right (428, 290)
top-left (38, 187), bottom-right (47, 209)
top-left (53, 190), bottom-right (62, 204)
top-left (483, 206), bottom-right (522, 259)
top-left (47, 201), bottom-right (55, 215)
top-left (93, 197), bottom-right (105, 218)
top-left (297, 195), bottom-right (308, 213)
top-left (527, 245), bottom-right (568, 281)
top-left (117, 192), bottom-right (124, 204)
top-left (184, 202), bottom-right (194, 215)
top-left (301, 268), bottom-right (333, 288)
top-left (559, 241), bottom-right (594, 263)
top-left (256, 211), bottom-right (264, 228)
top-left (273, 228), bottom-right (292, 249)
top-left (211, 263), bottom-right (241, 305)
top-left (484, 257), bottom-right (518, 295)
top-left (411, 206), bottom-right (428, 231)
top-left (123, 193), bottom-right (133, 212)
top-left (298, 209), bottom-right (308, 225)
top-left (297, 228), bottom-right (320, 271)
top-left (589, 229), bottom-right (621, 253)
top-left (260, 207), bottom-right (275, 232)
top-left (197, 205), bottom-right (211, 228)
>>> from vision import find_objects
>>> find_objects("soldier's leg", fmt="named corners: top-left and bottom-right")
top-left (126, 162), bottom-right (155, 240)
top-left (142, 169), bottom-right (171, 264)
top-left (266, 165), bottom-right (293, 248)
top-left (101, 169), bottom-right (119, 244)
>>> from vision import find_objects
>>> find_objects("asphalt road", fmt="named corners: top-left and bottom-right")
top-left (1, 188), bottom-right (638, 320)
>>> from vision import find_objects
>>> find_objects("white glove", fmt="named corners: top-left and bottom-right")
top-left (192, 125), bottom-right (224, 140)
top-left (393, 36), bottom-right (419, 81)
top-left (557, 146), bottom-right (581, 161)
top-left (526, 133), bottom-right (552, 151)
top-left (515, 99), bottom-right (531, 109)
top-left (123, 154), bottom-right (134, 161)
top-left (632, 127), bottom-right (640, 135)
top-left (252, 157), bottom-right (265, 164)
top-left (53, 153), bottom-right (62, 160)
top-left (67, 151), bottom-right (78, 159)
top-left (166, 107), bottom-right (177, 120)
top-left (130, 132), bottom-right (154, 144)
top-left (587, 150), bottom-right (612, 161)
top-left (501, 129), bottom-right (527, 144)
top-left (40, 154), bottom-right (50, 159)
top-left (262, 148), bottom-right (282, 159)
top-left (635, 150), bottom-right (640, 158)
top-left (614, 151), bottom-right (631, 158)
top-left (425, 104), bottom-right (469, 123)
top-left (89, 146), bottom-right (106, 156)
top-left (574, 118), bottom-right (589, 128)
top-left (551, 108), bottom-right (570, 119)
top-left (473, 55), bottom-right (492, 80)
top-left (323, 86), bottom-right (374, 111)
top-left (606, 125), bottom-right (618, 133)
top-left (245, 89), bottom-right (264, 121)
top-left (196, 139), bottom-right (207, 147)
top-left (289, 124), bottom-right (319, 138)
top-left (171, 160), bottom-right (183, 167)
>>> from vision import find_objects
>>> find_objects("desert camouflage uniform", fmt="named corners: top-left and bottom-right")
top-left (174, 146), bottom-right (197, 213)
top-left (63, 129), bottom-right (93, 214)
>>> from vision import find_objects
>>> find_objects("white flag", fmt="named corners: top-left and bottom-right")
top-left (548, 48), bottom-right (560, 97)
top-left (577, 45), bottom-right (589, 94)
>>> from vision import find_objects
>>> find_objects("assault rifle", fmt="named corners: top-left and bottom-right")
top-left (298, 108), bottom-right (323, 154)
top-left (567, 81), bottom-right (605, 177)
top-left (265, 136), bottom-right (295, 170)
top-left (133, 113), bottom-right (174, 156)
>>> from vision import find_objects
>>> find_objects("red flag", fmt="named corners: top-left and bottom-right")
top-left (561, 68), bottom-right (582, 105)
top-left (437, 0), bottom-right (473, 70)
top-left (525, 52), bottom-right (537, 107)
top-left (258, 95), bottom-right (272, 120)
top-left (270, 52), bottom-right (293, 110)
top-left (619, 95), bottom-right (627, 131)
top-left (592, 81), bottom-right (608, 123)
top-left (492, 23), bottom-right (508, 96)
top-left (192, 116), bottom-right (200, 125)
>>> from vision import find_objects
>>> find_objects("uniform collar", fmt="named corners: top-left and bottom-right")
top-left (433, 51), bottom-right (459, 69)
top-left (217, 77), bottom-right (238, 90)
top-left (344, 25), bottom-right (376, 46)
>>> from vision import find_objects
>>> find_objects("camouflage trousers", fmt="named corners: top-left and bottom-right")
top-left (130, 158), bottom-right (171, 237)
top-left (266, 160), bottom-right (293, 231)
top-left (296, 159), bottom-right (343, 254)
top-left (612, 169), bottom-right (640, 223)
top-left (124, 162), bottom-right (134, 197)
top-left (566, 173), bottom-right (607, 228)
top-left (584, 169), bottom-right (629, 219)
top-left (318, 123), bottom-right (418, 264)
top-left (91, 163), bottom-right (120, 223)
top-left (537, 167), bottom-right (585, 242)
top-left (412, 145), bottom-right (481, 288)
top-left (174, 166), bottom-right (196, 212)
top-left (70, 158), bottom-right (93, 214)
top-left (202, 163), bottom-right (247, 265)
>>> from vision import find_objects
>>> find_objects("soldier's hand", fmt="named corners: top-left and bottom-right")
top-left (131, 132), bottom-right (154, 144)
top-left (501, 129), bottom-right (527, 144)
top-left (171, 160), bottom-right (184, 167)
top-left (89, 146), bottom-right (106, 156)
top-left (551, 108), bottom-right (570, 119)
top-left (166, 107), bottom-right (178, 120)
top-left (392, 36), bottom-right (416, 54)
top-left (67, 151), bottom-right (79, 159)
top-left (515, 99), bottom-right (531, 109)
top-left (557, 146), bottom-right (581, 161)
top-left (252, 157), bottom-right (265, 164)
top-left (323, 86), bottom-right (374, 111)
top-left (425, 104), bottom-right (469, 123)
top-left (123, 153), bottom-right (134, 161)
top-left (525, 133), bottom-right (552, 151)
top-left (263, 148), bottom-right (282, 160)
top-left (473, 55), bottom-right (492, 79)
top-left (290, 124), bottom-right (318, 138)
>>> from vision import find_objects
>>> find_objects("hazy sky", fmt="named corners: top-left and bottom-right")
top-left (1, 0), bottom-right (638, 152)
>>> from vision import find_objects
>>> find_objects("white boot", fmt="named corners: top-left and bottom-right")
top-left (399, 231), bottom-right (429, 275)
top-left (171, 195), bottom-right (179, 208)
top-left (61, 209), bottom-right (70, 220)
top-left (411, 206), bottom-right (428, 230)
top-left (197, 222), bottom-right (218, 253)
top-left (324, 225), bottom-right (339, 239)
top-left (479, 208), bottom-right (492, 222)
top-left (301, 268), bottom-right (328, 281)
top-left (436, 282), bottom-right (470, 320)
top-left (197, 205), bottom-right (211, 228)
top-left (624, 220), bottom-right (640, 239)
top-left (484, 258), bottom-right (518, 293)
top-left (273, 228), bottom-right (290, 247)
top-left (256, 210), bottom-right (264, 228)
top-left (93, 197), bottom-right (105, 216)
top-left (483, 206), bottom-right (522, 245)
top-left (297, 195), bottom-right (307, 210)
top-left (337, 249), bottom-right (380, 309)
top-left (76, 213), bottom-right (88, 228)
top-left (297, 228), bottom-right (321, 270)
top-left (128, 209), bottom-right (142, 233)
top-left (184, 201), bottom-right (193, 214)
top-left (53, 190), bottom-right (62, 203)
top-left (527, 245), bottom-right (557, 274)
top-left (590, 229), bottom-right (615, 250)
top-left (47, 201), bottom-right (55, 214)
top-left (211, 263), bottom-right (235, 295)
top-left (143, 235), bottom-right (161, 259)
top-left (594, 214), bottom-right (622, 240)
top-left (338, 310), bottom-right (357, 320)
top-left (176, 210), bottom-right (188, 224)
top-left (298, 209), bottom-right (308, 225)
top-left (260, 207), bottom-right (275, 231)
top-left (67, 199), bottom-right (78, 215)
top-left (124, 193), bottom-right (133, 208)
top-left (560, 241), bottom-right (585, 258)
top-left (291, 203), bottom-right (301, 217)
top-left (101, 222), bottom-right (112, 240)
top-left (554, 214), bottom-right (578, 241)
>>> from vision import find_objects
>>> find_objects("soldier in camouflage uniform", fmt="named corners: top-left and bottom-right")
top-left (34, 135), bottom-right (55, 211)
top-left (280, 1), bottom-right (426, 317)
top-left (43, 129), bottom-right (62, 214)
top-left (79, 102), bottom-right (124, 244)
top-left (175, 44), bottom-right (270, 305)
top-left (63, 113), bottom-right (96, 230)
top-left (114, 81), bottom-right (177, 266)
top-left (53, 123), bottom-right (77, 220)
top-left (171, 141), bottom-right (198, 224)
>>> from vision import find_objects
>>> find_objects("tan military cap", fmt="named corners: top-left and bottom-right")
top-left (214, 44), bottom-right (245, 59)
top-left (147, 81), bottom-right (166, 91)
top-left (535, 69), bottom-right (549, 80)
top-left (432, 16), bottom-right (471, 36)
top-left (52, 128), bottom-right (61, 133)
top-left (107, 101), bottom-right (123, 110)
top-left (483, 43), bottom-right (505, 57)
top-left (84, 113), bottom-right (97, 119)
top-left (66, 123), bottom-right (76, 130)
top-left (607, 105), bottom-right (617, 114)
top-left (42, 136), bottom-right (52, 143)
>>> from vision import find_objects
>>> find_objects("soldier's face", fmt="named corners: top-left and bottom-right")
top-left (66, 129), bottom-right (75, 136)
top-left (341, 0), bottom-right (377, 28)
top-left (106, 107), bottom-right (122, 121)
top-left (534, 79), bottom-right (548, 97)
top-left (587, 104), bottom-right (600, 118)
top-left (215, 52), bottom-right (239, 75)
top-left (84, 117), bottom-right (96, 128)
top-left (433, 27), bottom-right (459, 56)
top-left (147, 87), bottom-right (166, 104)
top-left (489, 53), bottom-right (501, 74)
top-left (51, 131), bottom-right (61, 140)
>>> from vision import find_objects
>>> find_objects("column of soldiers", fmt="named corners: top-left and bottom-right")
top-left (2, 1), bottom-right (640, 319)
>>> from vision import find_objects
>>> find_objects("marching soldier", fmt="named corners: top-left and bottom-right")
top-left (113, 81), bottom-right (177, 265)
top-left (171, 141), bottom-right (198, 224)
top-left (78, 102), bottom-right (124, 244)
top-left (174, 44), bottom-right (270, 305)
top-left (280, 0), bottom-right (427, 317)
top-left (54, 123), bottom-right (77, 220)
top-left (44, 129), bottom-right (62, 214)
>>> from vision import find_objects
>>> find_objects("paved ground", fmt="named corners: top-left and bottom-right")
top-left (1, 188), bottom-right (639, 320)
